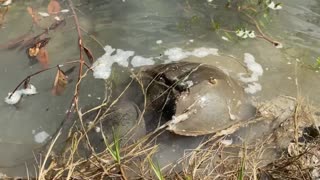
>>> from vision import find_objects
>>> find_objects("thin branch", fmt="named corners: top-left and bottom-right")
top-left (242, 12), bottom-right (281, 46)
top-left (8, 60), bottom-right (80, 98)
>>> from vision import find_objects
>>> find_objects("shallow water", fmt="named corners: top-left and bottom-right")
top-left (0, 0), bottom-right (319, 176)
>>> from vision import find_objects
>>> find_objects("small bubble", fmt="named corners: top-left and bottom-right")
top-left (95, 127), bottom-right (101, 133)
top-left (221, 36), bottom-right (229, 41)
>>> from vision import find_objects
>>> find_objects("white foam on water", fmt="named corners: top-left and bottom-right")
top-left (92, 46), bottom-right (115, 79)
top-left (131, 56), bottom-right (155, 67)
top-left (93, 45), bottom-right (220, 80)
top-left (20, 84), bottom-right (37, 95)
top-left (112, 49), bottom-right (135, 67)
top-left (238, 53), bottom-right (263, 94)
top-left (34, 131), bottom-right (50, 144)
top-left (156, 40), bottom-right (163, 44)
top-left (164, 47), bottom-right (190, 62)
top-left (5, 91), bottom-right (22, 105)
top-left (244, 82), bottom-right (262, 94)
top-left (192, 47), bottom-right (219, 58)
top-left (239, 53), bottom-right (263, 83)
top-left (92, 47), bottom-right (134, 79)
top-left (5, 84), bottom-right (38, 105)
top-left (92, 61), bottom-right (112, 79)
top-left (164, 47), bottom-right (219, 63)
top-left (267, 1), bottom-right (283, 10)
top-left (221, 36), bottom-right (229, 41)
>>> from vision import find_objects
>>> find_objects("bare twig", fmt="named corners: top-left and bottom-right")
top-left (8, 60), bottom-right (80, 98)
top-left (242, 12), bottom-right (281, 47)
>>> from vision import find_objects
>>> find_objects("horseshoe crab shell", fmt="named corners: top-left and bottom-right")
top-left (142, 62), bottom-right (256, 136)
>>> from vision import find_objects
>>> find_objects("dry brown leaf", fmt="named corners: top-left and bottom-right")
top-left (27, 7), bottom-right (33, 16)
top-left (52, 68), bottom-right (68, 95)
top-left (48, 0), bottom-right (61, 15)
top-left (37, 38), bottom-right (50, 49)
top-left (83, 46), bottom-right (94, 64)
top-left (23, 77), bottom-right (31, 89)
top-left (28, 46), bottom-right (40, 57)
top-left (36, 48), bottom-right (49, 69)
top-left (26, 7), bottom-right (40, 24)
top-left (27, 37), bottom-right (50, 58)
top-left (0, 5), bottom-right (8, 23)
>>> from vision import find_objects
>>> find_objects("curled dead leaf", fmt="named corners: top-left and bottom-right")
top-left (27, 38), bottom-right (50, 57)
top-left (83, 46), bottom-right (94, 64)
top-left (0, 4), bottom-right (8, 24)
top-left (23, 77), bottom-right (31, 89)
top-left (28, 47), bottom-right (40, 57)
top-left (27, 7), bottom-right (33, 16)
top-left (52, 68), bottom-right (68, 95)
top-left (26, 6), bottom-right (40, 25)
top-left (36, 48), bottom-right (49, 69)
top-left (48, 0), bottom-right (61, 15)
top-left (37, 38), bottom-right (50, 49)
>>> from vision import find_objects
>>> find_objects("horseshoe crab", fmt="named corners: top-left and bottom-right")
top-left (51, 61), bottom-right (317, 179)
top-left (73, 61), bottom-right (256, 148)
top-left (138, 62), bottom-right (256, 136)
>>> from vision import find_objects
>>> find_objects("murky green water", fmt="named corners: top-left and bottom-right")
top-left (0, 0), bottom-right (319, 176)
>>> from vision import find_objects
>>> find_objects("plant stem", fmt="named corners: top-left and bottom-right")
top-left (242, 12), bottom-right (280, 46)
top-left (8, 60), bottom-right (80, 99)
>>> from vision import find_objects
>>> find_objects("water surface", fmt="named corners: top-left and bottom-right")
top-left (0, 0), bottom-right (319, 176)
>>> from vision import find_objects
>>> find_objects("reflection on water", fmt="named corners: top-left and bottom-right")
top-left (0, 0), bottom-right (319, 176)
